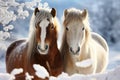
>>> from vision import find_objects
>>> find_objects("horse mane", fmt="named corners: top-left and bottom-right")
top-left (27, 8), bottom-right (60, 67)
top-left (63, 8), bottom-right (92, 44)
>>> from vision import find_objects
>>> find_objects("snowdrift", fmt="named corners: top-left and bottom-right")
top-left (0, 65), bottom-right (120, 80)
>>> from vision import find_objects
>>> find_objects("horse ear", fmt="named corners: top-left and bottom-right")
top-left (34, 7), bottom-right (39, 16)
top-left (81, 9), bottom-right (88, 19)
top-left (64, 9), bottom-right (68, 17)
top-left (51, 8), bottom-right (56, 17)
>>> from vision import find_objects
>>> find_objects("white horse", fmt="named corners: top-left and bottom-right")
top-left (61, 8), bottom-right (109, 75)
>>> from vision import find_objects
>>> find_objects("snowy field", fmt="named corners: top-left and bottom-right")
top-left (0, 0), bottom-right (120, 80)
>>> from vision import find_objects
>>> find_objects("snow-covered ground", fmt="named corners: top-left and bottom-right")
top-left (0, 0), bottom-right (120, 80)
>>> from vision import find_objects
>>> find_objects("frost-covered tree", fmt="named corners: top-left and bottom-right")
top-left (0, 0), bottom-right (49, 58)
top-left (89, 0), bottom-right (120, 45)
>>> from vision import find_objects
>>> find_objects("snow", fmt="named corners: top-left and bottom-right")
top-left (51, 72), bottom-right (70, 80)
top-left (0, 31), bottom-right (10, 40)
top-left (51, 66), bottom-right (120, 80)
top-left (0, 0), bottom-right (120, 80)
top-left (10, 68), bottom-right (23, 75)
top-left (16, 42), bottom-right (26, 53)
top-left (33, 64), bottom-right (49, 79)
top-left (75, 59), bottom-right (92, 68)
top-left (0, 68), bottom-right (23, 80)
top-left (0, 73), bottom-right (15, 80)
top-left (17, 6), bottom-right (29, 19)
top-left (1, 66), bottom-right (120, 80)
top-left (0, 7), bottom-right (16, 26)
top-left (3, 25), bottom-right (14, 32)
top-left (25, 72), bottom-right (34, 80)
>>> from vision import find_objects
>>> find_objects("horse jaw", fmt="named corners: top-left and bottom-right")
top-left (70, 52), bottom-right (80, 59)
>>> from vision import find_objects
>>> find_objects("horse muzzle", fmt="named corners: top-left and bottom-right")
top-left (37, 44), bottom-right (49, 55)
top-left (69, 46), bottom-right (80, 55)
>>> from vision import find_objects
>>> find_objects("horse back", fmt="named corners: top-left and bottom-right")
top-left (6, 39), bottom-right (27, 73)
top-left (6, 40), bottom-right (26, 60)
top-left (91, 32), bottom-right (109, 52)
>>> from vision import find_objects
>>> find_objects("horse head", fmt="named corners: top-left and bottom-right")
top-left (63, 8), bottom-right (90, 56)
top-left (34, 8), bottom-right (57, 55)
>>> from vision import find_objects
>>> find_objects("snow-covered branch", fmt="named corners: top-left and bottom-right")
top-left (0, 0), bottom-right (50, 41)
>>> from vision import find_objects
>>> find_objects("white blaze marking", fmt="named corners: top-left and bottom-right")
top-left (39, 19), bottom-right (49, 50)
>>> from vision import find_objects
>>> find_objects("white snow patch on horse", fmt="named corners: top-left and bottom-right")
top-left (10, 68), bottom-right (23, 75)
top-left (33, 64), bottom-right (49, 79)
top-left (25, 72), bottom-right (34, 80)
top-left (75, 59), bottom-right (92, 68)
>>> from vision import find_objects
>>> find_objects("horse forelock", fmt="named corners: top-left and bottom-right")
top-left (34, 9), bottom-right (59, 34)
top-left (64, 12), bottom-right (82, 27)
top-left (34, 9), bottom-right (60, 41)
top-left (35, 9), bottom-right (52, 26)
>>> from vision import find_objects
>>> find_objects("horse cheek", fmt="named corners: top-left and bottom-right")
top-left (45, 31), bottom-right (50, 45)
top-left (50, 30), bottom-right (56, 45)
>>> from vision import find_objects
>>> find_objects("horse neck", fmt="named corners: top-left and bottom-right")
top-left (60, 31), bottom-right (69, 58)
top-left (79, 31), bottom-right (92, 61)
top-left (61, 32), bottom-right (75, 64)
top-left (49, 39), bottom-right (59, 56)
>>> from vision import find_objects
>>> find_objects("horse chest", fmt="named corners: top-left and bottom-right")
top-left (32, 53), bottom-right (54, 69)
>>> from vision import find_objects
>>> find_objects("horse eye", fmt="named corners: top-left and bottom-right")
top-left (82, 27), bottom-right (85, 31)
top-left (51, 26), bottom-right (54, 30)
top-left (47, 18), bottom-right (50, 21)
top-left (66, 27), bottom-right (69, 31)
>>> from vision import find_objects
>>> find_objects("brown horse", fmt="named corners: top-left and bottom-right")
top-left (6, 8), bottom-right (63, 80)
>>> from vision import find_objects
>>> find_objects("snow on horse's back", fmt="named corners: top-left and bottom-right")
top-left (61, 8), bottom-right (109, 75)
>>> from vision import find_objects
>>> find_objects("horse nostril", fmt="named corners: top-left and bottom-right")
top-left (45, 45), bottom-right (48, 50)
top-left (70, 47), bottom-right (73, 52)
top-left (37, 45), bottom-right (40, 50)
top-left (76, 47), bottom-right (80, 53)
